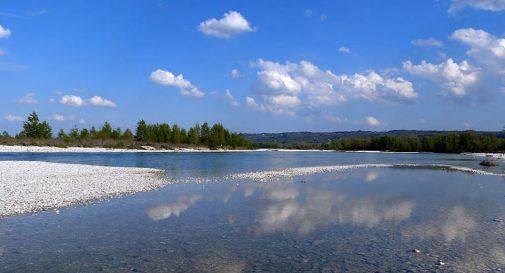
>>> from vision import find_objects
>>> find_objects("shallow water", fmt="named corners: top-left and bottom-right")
top-left (1, 152), bottom-right (505, 272)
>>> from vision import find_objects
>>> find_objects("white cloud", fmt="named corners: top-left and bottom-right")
top-left (451, 28), bottom-right (505, 75)
top-left (403, 58), bottom-right (479, 96)
top-left (17, 93), bottom-right (38, 104)
top-left (449, 0), bottom-right (505, 13)
top-left (230, 68), bottom-right (242, 78)
top-left (60, 95), bottom-right (85, 107)
top-left (150, 69), bottom-right (204, 98)
top-left (338, 46), bottom-right (351, 53)
top-left (0, 25), bottom-right (11, 39)
top-left (146, 195), bottom-right (202, 221)
top-left (412, 38), bottom-right (443, 47)
top-left (89, 96), bottom-right (116, 107)
top-left (60, 95), bottom-right (117, 107)
top-left (322, 111), bottom-right (347, 124)
top-left (4, 114), bottom-right (23, 122)
top-left (50, 114), bottom-right (77, 122)
top-left (248, 59), bottom-right (417, 116)
top-left (366, 116), bottom-right (382, 126)
top-left (198, 11), bottom-right (255, 38)
top-left (224, 89), bottom-right (240, 107)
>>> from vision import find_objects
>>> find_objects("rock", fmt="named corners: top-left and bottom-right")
top-left (480, 160), bottom-right (498, 167)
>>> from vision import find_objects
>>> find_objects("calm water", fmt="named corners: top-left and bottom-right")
top-left (1, 152), bottom-right (505, 272)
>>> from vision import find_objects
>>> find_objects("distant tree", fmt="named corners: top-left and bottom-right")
top-left (200, 122), bottom-right (210, 146)
top-left (79, 128), bottom-right (90, 140)
top-left (172, 124), bottom-right (181, 144)
top-left (135, 120), bottom-right (147, 142)
top-left (98, 122), bottom-right (113, 139)
top-left (19, 112), bottom-right (52, 139)
top-left (90, 126), bottom-right (98, 139)
top-left (209, 123), bottom-right (226, 148)
top-left (69, 127), bottom-right (80, 140)
top-left (122, 129), bottom-right (134, 141)
top-left (1, 131), bottom-right (10, 138)
top-left (57, 129), bottom-right (67, 140)
top-left (188, 124), bottom-right (201, 145)
top-left (159, 123), bottom-right (171, 143)
top-left (111, 127), bottom-right (122, 140)
top-left (19, 112), bottom-right (51, 138)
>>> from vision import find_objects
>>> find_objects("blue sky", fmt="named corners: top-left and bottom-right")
top-left (1, 0), bottom-right (504, 133)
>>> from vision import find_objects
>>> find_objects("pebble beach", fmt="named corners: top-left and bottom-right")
top-left (0, 161), bottom-right (167, 217)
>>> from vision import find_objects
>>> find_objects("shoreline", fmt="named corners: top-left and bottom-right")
top-left (0, 161), bottom-right (169, 217)
top-left (1, 145), bottom-right (504, 158)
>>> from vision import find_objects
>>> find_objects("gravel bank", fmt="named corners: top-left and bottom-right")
top-left (0, 161), bottom-right (168, 217)
top-left (0, 145), bottom-right (245, 153)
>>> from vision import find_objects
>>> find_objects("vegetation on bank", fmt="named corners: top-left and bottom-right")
top-left (0, 112), bottom-right (252, 150)
top-left (2, 112), bottom-right (504, 153)
top-left (254, 131), bottom-right (505, 153)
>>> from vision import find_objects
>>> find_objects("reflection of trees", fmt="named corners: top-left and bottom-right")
top-left (146, 194), bottom-right (202, 221)
top-left (251, 184), bottom-right (414, 235)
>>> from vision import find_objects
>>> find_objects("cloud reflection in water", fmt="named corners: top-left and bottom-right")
top-left (146, 194), bottom-right (202, 221)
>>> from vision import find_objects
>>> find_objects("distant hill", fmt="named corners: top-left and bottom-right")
top-left (244, 130), bottom-right (505, 144)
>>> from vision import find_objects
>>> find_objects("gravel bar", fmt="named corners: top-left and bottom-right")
top-left (0, 161), bottom-right (168, 217)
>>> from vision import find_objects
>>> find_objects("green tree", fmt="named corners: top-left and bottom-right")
top-left (171, 124), bottom-right (181, 144)
top-left (135, 119), bottom-right (147, 141)
top-left (98, 122), bottom-right (113, 139)
top-left (111, 127), bottom-right (122, 140)
top-left (57, 129), bottom-right (67, 140)
top-left (122, 129), bottom-right (134, 141)
top-left (200, 122), bottom-right (210, 146)
top-left (20, 112), bottom-right (52, 138)
top-left (69, 127), bottom-right (80, 140)
top-left (188, 124), bottom-right (201, 145)
top-left (80, 128), bottom-right (90, 140)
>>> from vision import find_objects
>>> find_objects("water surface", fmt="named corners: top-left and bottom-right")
top-left (0, 152), bottom-right (504, 272)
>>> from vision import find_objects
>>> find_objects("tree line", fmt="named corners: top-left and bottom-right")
top-left (0, 112), bottom-right (252, 149)
top-left (255, 132), bottom-right (505, 153)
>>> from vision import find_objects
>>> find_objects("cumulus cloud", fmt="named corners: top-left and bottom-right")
top-left (60, 95), bottom-right (85, 107)
top-left (0, 25), bottom-right (11, 39)
top-left (150, 69), bottom-right (204, 98)
top-left (247, 59), bottom-right (417, 116)
top-left (50, 114), bottom-right (80, 122)
top-left (338, 46), bottom-right (351, 53)
top-left (60, 95), bottom-right (117, 107)
top-left (254, 184), bottom-right (415, 235)
top-left (366, 116), bottom-right (382, 126)
top-left (89, 96), bottom-right (116, 107)
top-left (224, 89), bottom-right (240, 107)
top-left (451, 28), bottom-right (505, 75)
top-left (449, 0), bottom-right (505, 13)
top-left (17, 93), bottom-right (38, 104)
top-left (198, 11), bottom-right (255, 38)
top-left (403, 58), bottom-right (479, 96)
top-left (412, 38), bottom-right (443, 47)
top-left (4, 114), bottom-right (23, 122)
top-left (146, 195), bottom-right (202, 221)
